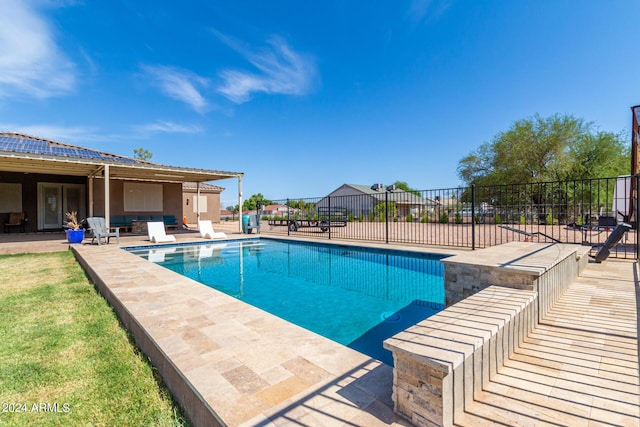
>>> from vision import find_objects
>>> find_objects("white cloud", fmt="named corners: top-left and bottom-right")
top-left (0, 124), bottom-right (107, 143)
top-left (132, 121), bottom-right (203, 136)
top-left (407, 0), bottom-right (453, 23)
top-left (0, 0), bottom-right (75, 99)
top-left (216, 35), bottom-right (316, 104)
top-left (142, 65), bottom-right (209, 113)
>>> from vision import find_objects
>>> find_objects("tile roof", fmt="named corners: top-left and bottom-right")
top-left (182, 182), bottom-right (224, 192)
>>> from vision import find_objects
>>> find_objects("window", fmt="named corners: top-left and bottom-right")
top-left (0, 183), bottom-right (22, 212)
top-left (123, 183), bottom-right (163, 212)
top-left (192, 195), bottom-right (208, 213)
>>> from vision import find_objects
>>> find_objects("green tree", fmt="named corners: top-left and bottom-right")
top-left (243, 193), bottom-right (272, 211)
top-left (457, 114), bottom-right (628, 186)
top-left (133, 147), bottom-right (153, 161)
top-left (392, 181), bottom-right (421, 196)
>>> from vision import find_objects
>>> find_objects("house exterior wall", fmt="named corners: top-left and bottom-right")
top-left (0, 172), bottom-right (184, 232)
top-left (92, 179), bottom-right (182, 219)
top-left (182, 190), bottom-right (221, 224)
top-left (0, 171), bottom-right (86, 232)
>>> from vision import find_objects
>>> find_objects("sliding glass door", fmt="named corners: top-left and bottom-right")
top-left (37, 183), bottom-right (86, 230)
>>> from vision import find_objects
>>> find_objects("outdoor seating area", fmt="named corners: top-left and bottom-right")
top-left (110, 214), bottom-right (179, 231)
top-left (3, 211), bottom-right (26, 233)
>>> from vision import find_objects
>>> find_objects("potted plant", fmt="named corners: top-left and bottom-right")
top-left (65, 211), bottom-right (85, 244)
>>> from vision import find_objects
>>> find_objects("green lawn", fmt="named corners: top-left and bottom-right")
top-left (0, 251), bottom-right (189, 427)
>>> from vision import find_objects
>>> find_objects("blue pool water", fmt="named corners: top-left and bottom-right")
top-left (128, 239), bottom-right (447, 365)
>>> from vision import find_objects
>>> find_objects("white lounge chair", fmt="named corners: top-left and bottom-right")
top-left (147, 221), bottom-right (176, 243)
top-left (198, 220), bottom-right (227, 239)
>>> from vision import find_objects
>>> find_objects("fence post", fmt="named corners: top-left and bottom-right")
top-left (287, 198), bottom-right (290, 237)
top-left (328, 196), bottom-right (332, 240)
top-left (471, 184), bottom-right (476, 250)
top-left (629, 174), bottom-right (640, 263)
top-left (385, 190), bottom-right (389, 244)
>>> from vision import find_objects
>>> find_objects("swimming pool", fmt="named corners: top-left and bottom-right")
top-left (128, 239), bottom-right (447, 365)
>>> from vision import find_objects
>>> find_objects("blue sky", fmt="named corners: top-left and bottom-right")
top-left (1, 1), bottom-right (639, 209)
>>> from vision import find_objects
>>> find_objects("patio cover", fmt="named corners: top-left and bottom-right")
top-left (0, 133), bottom-right (245, 231)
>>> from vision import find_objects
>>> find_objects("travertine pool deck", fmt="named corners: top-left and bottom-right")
top-left (72, 238), bottom-right (420, 426)
top-left (2, 227), bottom-right (639, 426)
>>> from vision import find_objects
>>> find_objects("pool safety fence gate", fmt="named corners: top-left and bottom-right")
top-left (265, 176), bottom-right (639, 260)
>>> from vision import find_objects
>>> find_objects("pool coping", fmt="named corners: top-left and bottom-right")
top-left (72, 237), bottom-right (459, 426)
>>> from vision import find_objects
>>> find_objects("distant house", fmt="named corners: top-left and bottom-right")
top-left (261, 204), bottom-right (290, 217)
top-left (182, 182), bottom-right (224, 224)
top-left (220, 209), bottom-right (235, 221)
top-left (0, 132), bottom-right (243, 232)
top-left (317, 183), bottom-right (437, 219)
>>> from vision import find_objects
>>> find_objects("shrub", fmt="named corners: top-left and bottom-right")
top-left (406, 214), bottom-right (413, 222)
top-left (358, 214), bottom-right (364, 222)
top-left (454, 213), bottom-right (462, 224)
top-left (347, 213), bottom-right (354, 222)
top-left (439, 213), bottom-right (449, 223)
top-left (545, 209), bottom-right (557, 225)
top-left (495, 214), bottom-right (502, 224)
top-left (520, 215), bottom-right (526, 225)
top-left (420, 216), bottom-right (428, 223)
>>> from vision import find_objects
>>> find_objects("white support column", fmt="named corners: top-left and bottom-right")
top-left (238, 174), bottom-right (243, 233)
top-left (104, 165), bottom-right (110, 227)
top-left (88, 177), bottom-right (94, 217)
top-left (196, 182), bottom-right (201, 226)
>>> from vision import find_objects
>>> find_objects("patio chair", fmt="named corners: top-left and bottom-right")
top-left (4, 212), bottom-right (26, 233)
top-left (198, 220), bottom-right (227, 239)
top-left (87, 217), bottom-right (120, 246)
top-left (147, 221), bottom-right (176, 243)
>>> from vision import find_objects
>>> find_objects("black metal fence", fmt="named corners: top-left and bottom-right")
top-left (261, 176), bottom-right (638, 260)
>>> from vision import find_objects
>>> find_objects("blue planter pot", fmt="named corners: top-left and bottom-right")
top-left (66, 229), bottom-right (85, 244)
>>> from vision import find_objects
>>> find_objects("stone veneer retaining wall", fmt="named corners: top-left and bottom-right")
top-left (384, 242), bottom-right (590, 427)
top-left (442, 242), bottom-right (590, 312)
